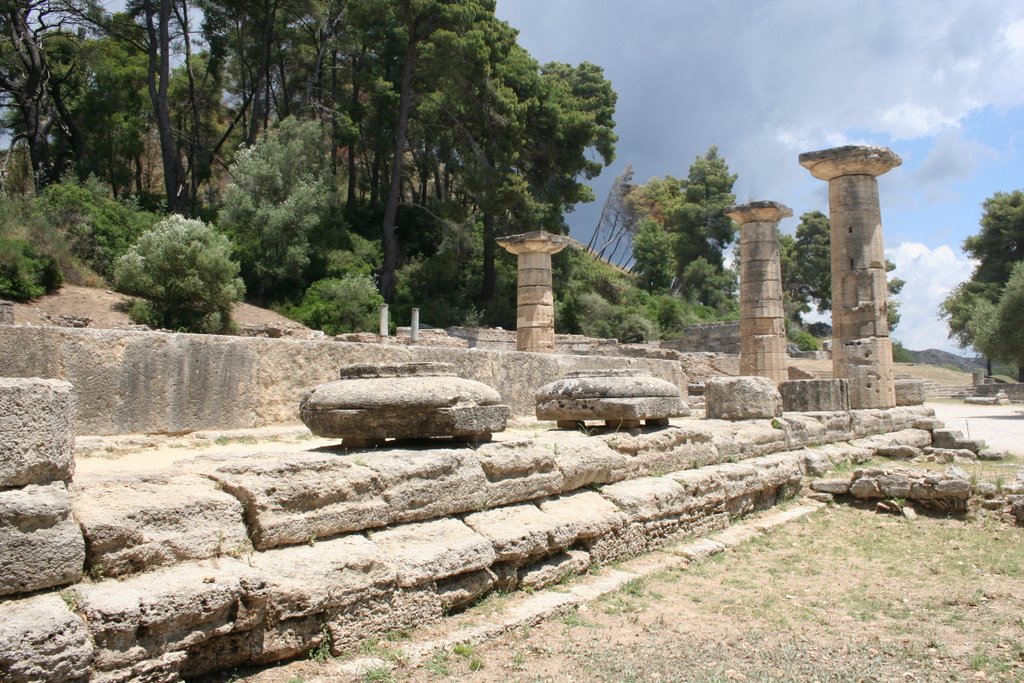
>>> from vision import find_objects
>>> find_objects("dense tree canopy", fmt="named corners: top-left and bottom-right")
top-left (940, 190), bottom-right (1024, 379)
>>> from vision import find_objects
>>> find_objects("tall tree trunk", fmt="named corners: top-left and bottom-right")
top-left (478, 210), bottom-right (496, 308)
top-left (379, 39), bottom-right (417, 301)
top-left (346, 55), bottom-right (360, 209)
top-left (1018, 365), bottom-right (1023, 383)
top-left (143, 0), bottom-right (183, 214)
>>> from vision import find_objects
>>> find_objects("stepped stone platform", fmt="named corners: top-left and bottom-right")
top-left (0, 381), bottom-right (943, 682)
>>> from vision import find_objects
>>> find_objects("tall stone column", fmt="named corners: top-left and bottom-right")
top-left (497, 231), bottom-right (570, 353)
top-left (799, 145), bottom-right (901, 409)
top-left (725, 200), bottom-right (792, 385)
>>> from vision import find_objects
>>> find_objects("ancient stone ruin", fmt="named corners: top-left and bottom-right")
top-left (496, 230), bottom-right (570, 353)
top-left (535, 368), bottom-right (689, 429)
top-left (299, 362), bottom-right (511, 447)
top-left (726, 200), bottom-right (792, 386)
top-left (800, 145), bottom-right (901, 409)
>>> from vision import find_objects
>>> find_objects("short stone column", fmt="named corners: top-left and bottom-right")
top-left (497, 231), bottom-right (570, 353)
top-left (725, 201), bottom-right (792, 385)
top-left (799, 145), bottom-right (901, 409)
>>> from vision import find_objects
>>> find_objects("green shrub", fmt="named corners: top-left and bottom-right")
top-left (39, 178), bottom-right (158, 278)
top-left (0, 237), bottom-right (63, 300)
top-left (113, 215), bottom-right (244, 333)
top-left (289, 276), bottom-right (384, 335)
top-left (787, 328), bottom-right (821, 352)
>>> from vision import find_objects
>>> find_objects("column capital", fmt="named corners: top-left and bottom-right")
top-left (497, 230), bottom-right (571, 256)
top-left (798, 145), bottom-right (901, 181)
top-left (725, 200), bottom-right (793, 224)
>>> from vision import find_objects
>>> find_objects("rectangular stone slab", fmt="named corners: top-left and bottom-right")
top-left (72, 472), bottom-right (250, 578)
top-left (369, 518), bottom-right (496, 588)
top-left (0, 481), bottom-right (85, 597)
top-left (0, 593), bottom-right (94, 683)
top-left (0, 378), bottom-right (75, 487)
top-left (195, 452), bottom-right (389, 550)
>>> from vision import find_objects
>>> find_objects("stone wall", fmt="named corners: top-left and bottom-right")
top-left (975, 382), bottom-right (1024, 400)
top-left (663, 321), bottom-right (741, 354)
top-left (0, 397), bottom-right (938, 681)
top-left (0, 326), bottom-right (687, 435)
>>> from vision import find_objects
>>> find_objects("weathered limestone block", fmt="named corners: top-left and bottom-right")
top-left (0, 593), bottom-right (94, 683)
top-left (0, 377), bottom-right (75, 487)
top-left (369, 518), bottom-right (496, 588)
top-left (894, 379), bottom-right (926, 406)
top-left (599, 477), bottom-right (689, 522)
top-left (1010, 496), bottom-right (1024, 523)
top-left (537, 490), bottom-right (628, 541)
top-left (197, 452), bottom-right (388, 550)
top-left (464, 503), bottom-right (572, 563)
top-left (197, 535), bottom-right (398, 667)
top-left (802, 443), bottom-right (873, 476)
top-left (70, 558), bottom-right (269, 679)
top-left (848, 467), bottom-right (970, 509)
top-left (838, 337), bottom-right (897, 410)
top-left (548, 438), bottom-right (631, 490)
top-left (606, 429), bottom-right (722, 479)
top-left (932, 428), bottom-right (985, 454)
top-left (299, 363), bottom-right (511, 446)
top-left (535, 369), bottom-right (689, 427)
top-left (435, 569), bottom-right (496, 613)
top-left (357, 449), bottom-right (488, 524)
top-left (0, 299), bottom-right (13, 324)
top-left (472, 440), bottom-right (564, 506)
top-left (72, 472), bottom-right (250, 578)
top-left (780, 414), bottom-right (829, 448)
top-left (0, 481), bottom-right (85, 596)
top-left (850, 428), bottom-right (933, 456)
top-left (780, 379), bottom-right (850, 413)
top-left (811, 478), bottom-right (852, 495)
top-left (705, 376), bottom-right (782, 420)
top-left (517, 549), bottom-right (590, 590)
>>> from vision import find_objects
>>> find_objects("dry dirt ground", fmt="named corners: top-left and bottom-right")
top-left (9, 284), bottom-right (307, 331)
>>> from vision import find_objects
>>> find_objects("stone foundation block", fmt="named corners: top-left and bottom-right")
top-left (464, 503), bottom-right (573, 563)
top-left (197, 452), bottom-right (389, 550)
top-left (0, 481), bottom-right (85, 596)
top-left (72, 473), bottom-right (249, 578)
top-left (0, 378), bottom-right (75, 487)
top-left (705, 376), bottom-right (782, 420)
top-left (599, 477), bottom-right (689, 522)
top-left (537, 490), bottom-right (628, 541)
top-left (473, 441), bottom-right (564, 507)
top-left (848, 467), bottom-right (970, 508)
top-left (894, 379), bottom-right (926, 406)
top-left (70, 559), bottom-right (269, 678)
top-left (0, 593), bottom-right (94, 683)
top-left (369, 518), bottom-right (496, 588)
top-left (780, 379), bottom-right (850, 412)
top-left (549, 440), bottom-right (631, 490)
top-left (360, 449), bottom-right (488, 524)
top-left (517, 549), bottom-right (590, 590)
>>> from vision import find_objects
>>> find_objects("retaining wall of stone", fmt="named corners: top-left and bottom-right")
top-left (0, 395), bottom-right (937, 681)
top-left (975, 382), bottom-right (1024, 400)
top-left (664, 321), bottom-right (741, 354)
top-left (0, 326), bottom-right (687, 435)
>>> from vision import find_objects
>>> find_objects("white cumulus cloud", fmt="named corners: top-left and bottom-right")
top-left (885, 242), bottom-right (975, 353)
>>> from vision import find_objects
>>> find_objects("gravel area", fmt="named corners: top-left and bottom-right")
top-left (928, 401), bottom-right (1024, 456)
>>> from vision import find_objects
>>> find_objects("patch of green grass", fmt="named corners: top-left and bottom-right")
top-left (425, 651), bottom-right (450, 677)
top-left (452, 642), bottom-right (475, 658)
top-left (362, 666), bottom-right (396, 682)
top-left (561, 607), bottom-right (601, 629)
top-left (308, 625), bottom-right (332, 663)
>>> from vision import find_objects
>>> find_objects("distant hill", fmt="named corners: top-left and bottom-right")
top-left (904, 348), bottom-right (984, 373)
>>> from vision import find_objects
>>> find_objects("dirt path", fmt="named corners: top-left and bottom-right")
top-left (929, 401), bottom-right (1024, 456)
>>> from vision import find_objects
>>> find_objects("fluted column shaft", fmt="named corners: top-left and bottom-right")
top-left (497, 231), bottom-right (570, 353)
top-left (725, 201), bottom-right (792, 385)
top-left (799, 145), bottom-right (901, 409)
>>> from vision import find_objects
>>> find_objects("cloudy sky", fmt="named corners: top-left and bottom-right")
top-left (495, 0), bottom-right (1024, 354)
